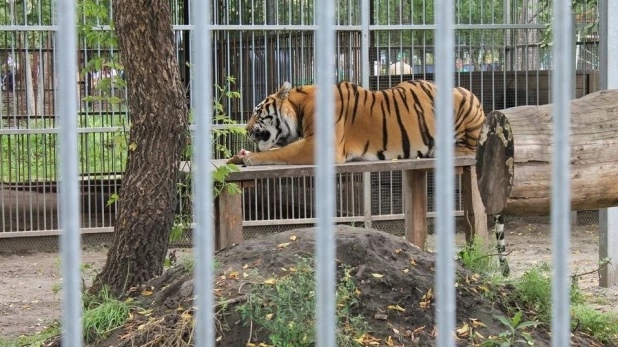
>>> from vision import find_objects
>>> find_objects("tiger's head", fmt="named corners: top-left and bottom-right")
top-left (245, 81), bottom-right (300, 152)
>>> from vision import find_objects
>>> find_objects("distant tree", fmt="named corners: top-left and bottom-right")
top-left (89, 0), bottom-right (189, 296)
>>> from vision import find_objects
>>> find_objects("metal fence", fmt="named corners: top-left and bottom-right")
top-left (0, 0), bottom-right (602, 249)
top-left (0, 0), bottom-right (609, 345)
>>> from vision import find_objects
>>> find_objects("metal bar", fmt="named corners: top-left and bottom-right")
top-left (434, 0), bottom-right (455, 346)
top-left (0, 25), bottom-right (58, 31)
top-left (598, 0), bottom-right (618, 289)
top-left (314, 0), bottom-right (336, 345)
top-left (191, 0), bottom-right (215, 345)
top-left (551, 0), bottom-right (573, 344)
top-left (56, 0), bottom-right (82, 345)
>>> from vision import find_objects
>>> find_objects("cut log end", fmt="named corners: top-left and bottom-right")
top-left (475, 111), bottom-right (515, 215)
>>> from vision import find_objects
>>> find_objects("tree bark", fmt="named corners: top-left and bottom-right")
top-left (476, 89), bottom-right (618, 216)
top-left (90, 0), bottom-right (188, 296)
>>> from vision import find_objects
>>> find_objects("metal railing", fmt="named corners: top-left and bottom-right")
top-left (0, 0), bottom-right (602, 241)
top-left (0, 0), bottom-right (604, 345)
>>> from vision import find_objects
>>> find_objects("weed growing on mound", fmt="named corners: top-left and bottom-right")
top-left (236, 256), bottom-right (369, 346)
top-left (511, 263), bottom-right (585, 322)
top-left (458, 237), bottom-right (501, 277)
top-left (571, 304), bottom-right (618, 343)
top-left (82, 286), bottom-right (137, 343)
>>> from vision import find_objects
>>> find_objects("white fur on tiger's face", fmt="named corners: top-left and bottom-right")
top-left (245, 82), bottom-right (300, 152)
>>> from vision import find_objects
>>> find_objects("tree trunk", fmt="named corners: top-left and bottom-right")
top-left (90, 0), bottom-right (189, 296)
top-left (476, 89), bottom-right (618, 216)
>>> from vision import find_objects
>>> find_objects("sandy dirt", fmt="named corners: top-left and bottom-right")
top-left (1, 220), bottom-right (617, 341)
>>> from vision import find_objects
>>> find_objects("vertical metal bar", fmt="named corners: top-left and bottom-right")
top-left (434, 0), bottom-right (455, 346)
top-left (361, 0), bottom-right (371, 227)
top-left (192, 0), bottom-right (215, 345)
top-left (599, 0), bottom-right (618, 289)
top-left (314, 0), bottom-right (336, 345)
top-left (551, 0), bottom-right (573, 345)
top-left (56, 0), bottom-right (82, 345)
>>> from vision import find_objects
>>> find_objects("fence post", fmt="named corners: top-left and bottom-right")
top-left (57, 0), bottom-right (83, 346)
top-left (360, 0), bottom-right (372, 229)
top-left (598, 0), bottom-right (618, 288)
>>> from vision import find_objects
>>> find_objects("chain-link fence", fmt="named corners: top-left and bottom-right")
top-left (0, 0), bottom-right (602, 251)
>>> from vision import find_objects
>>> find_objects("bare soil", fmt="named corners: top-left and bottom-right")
top-left (1, 221), bottom-right (617, 346)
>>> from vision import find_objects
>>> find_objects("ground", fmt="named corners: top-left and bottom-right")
top-left (1, 220), bottom-right (617, 346)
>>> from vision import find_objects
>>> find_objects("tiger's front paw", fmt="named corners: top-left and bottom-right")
top-left (227, 149), bottom-right (252, 165)
top-left (242, 153), bottom-right (260, 166)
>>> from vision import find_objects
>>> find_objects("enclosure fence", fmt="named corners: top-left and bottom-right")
top-left (42, 0), bottom-right (583, 346)
top-left (0, 0), bottom-right (602, 248)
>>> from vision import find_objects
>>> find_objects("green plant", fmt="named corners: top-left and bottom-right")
top-left (236, 257), bottom-right (369, 346)
top-left (571, 304), bottom-right (618, 344)
top-left (81, 285), bottom-right (137, 342)
top-left (0, 321), bottom-right (61, 347)
top-left (170, 75), bottom-right (246, 244)
top-left (458, 236), bottom-right (502, 277)
top-left (511, 262), bottom-right (585, 322)
top-left (481, 311), bottom-right (538, 346)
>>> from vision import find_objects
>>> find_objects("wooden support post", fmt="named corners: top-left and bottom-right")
top-left (599, 208), bottom-right (618, 287)
top-left (404, 170), bottom-right (427, 248)
top-left (214, 187), bottom-right (243, 251)
top-left (461, 166), bottom-right (488, 243)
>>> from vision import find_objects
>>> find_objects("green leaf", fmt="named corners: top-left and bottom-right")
top-left (494, 314), bottom-right (513, 329)
top-left (516, 320), bottom-right (539, 329)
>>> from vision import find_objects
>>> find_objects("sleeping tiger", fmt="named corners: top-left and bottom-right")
top-left (229, 79), bottom-right (485, 166)
top-left (229, 79), bottom-right (511, 276)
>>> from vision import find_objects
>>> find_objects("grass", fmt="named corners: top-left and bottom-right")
top-left (458, 245), bottom-right (618, 345)
top-left (82, 285), bottom-right (136, 343)
top-left (236, 256), bottom-right (369, 347)
top-left (1, 115), bottom-right (129, 182)
top-left (0, 322), bottom-right (60, 347)
top-left (0, 284), bottom-right (135, 346)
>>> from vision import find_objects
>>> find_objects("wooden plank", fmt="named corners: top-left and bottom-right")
top-left (404, 170), bottom-right (427, 248)
top-left (209, 156), bottom-right (476, 182)
top-left (214, 188), bottom-right (244, 250)
top-left (461, 166), bottom-right (488, 243)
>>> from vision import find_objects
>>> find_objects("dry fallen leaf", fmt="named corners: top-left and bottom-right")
top-left (141, 290), bottom-right (153, 296)
top-left (394, 248), bottom-right (403, 254)
top-left (410, 258), bottom-right (417, 266)
top-left (402, 268), bottom-right (410, 274)
top-left (263, 278), bottom-right (276, 285)
top-left (266, 313), bottom-right (274, 320)
top-left (243, 264), bottom-right (249, 270)
top-left (290, 235), bottom-right (297, 241)
top-left (277, 242), bottom-right (290, 249)
top-left (387, 304), bottom-right (406, 312)
top-left (372, 273), bottom-right (385, 278)
top-left (456, 323), bottom-right (470, 337)
top-left (242, 272), bottom-right (249, 278)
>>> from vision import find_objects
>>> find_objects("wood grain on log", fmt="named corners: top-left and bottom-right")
top-left (476, 89), bottom-right (618, 216)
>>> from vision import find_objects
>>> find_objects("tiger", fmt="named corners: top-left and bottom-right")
top-left (229, 79), bottom-right (485, 166)
top-left (229, 79), bottom-right (512, 276)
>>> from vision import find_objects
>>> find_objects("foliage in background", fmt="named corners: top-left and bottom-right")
top-left (539, 0), bottom-right (599, 47)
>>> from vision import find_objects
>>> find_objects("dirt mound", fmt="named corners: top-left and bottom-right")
top-left (50, 226), bottom-right (606, 346)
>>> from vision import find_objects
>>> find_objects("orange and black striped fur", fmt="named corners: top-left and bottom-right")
top-left (237, 80), bottom-right (485, 166)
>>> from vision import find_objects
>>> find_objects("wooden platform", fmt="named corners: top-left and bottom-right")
top-left (191, 157), bottom-right (487, 251)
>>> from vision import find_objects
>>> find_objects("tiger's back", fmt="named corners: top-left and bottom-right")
top-left (334, 79), bottom-right (485, 162)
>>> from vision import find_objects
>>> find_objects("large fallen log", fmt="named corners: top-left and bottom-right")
top-left (476, 89), bottom-right (618, 216)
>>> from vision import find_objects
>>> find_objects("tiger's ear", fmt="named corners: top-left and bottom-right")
top-left (276, 81), bottom-right (292, 100)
